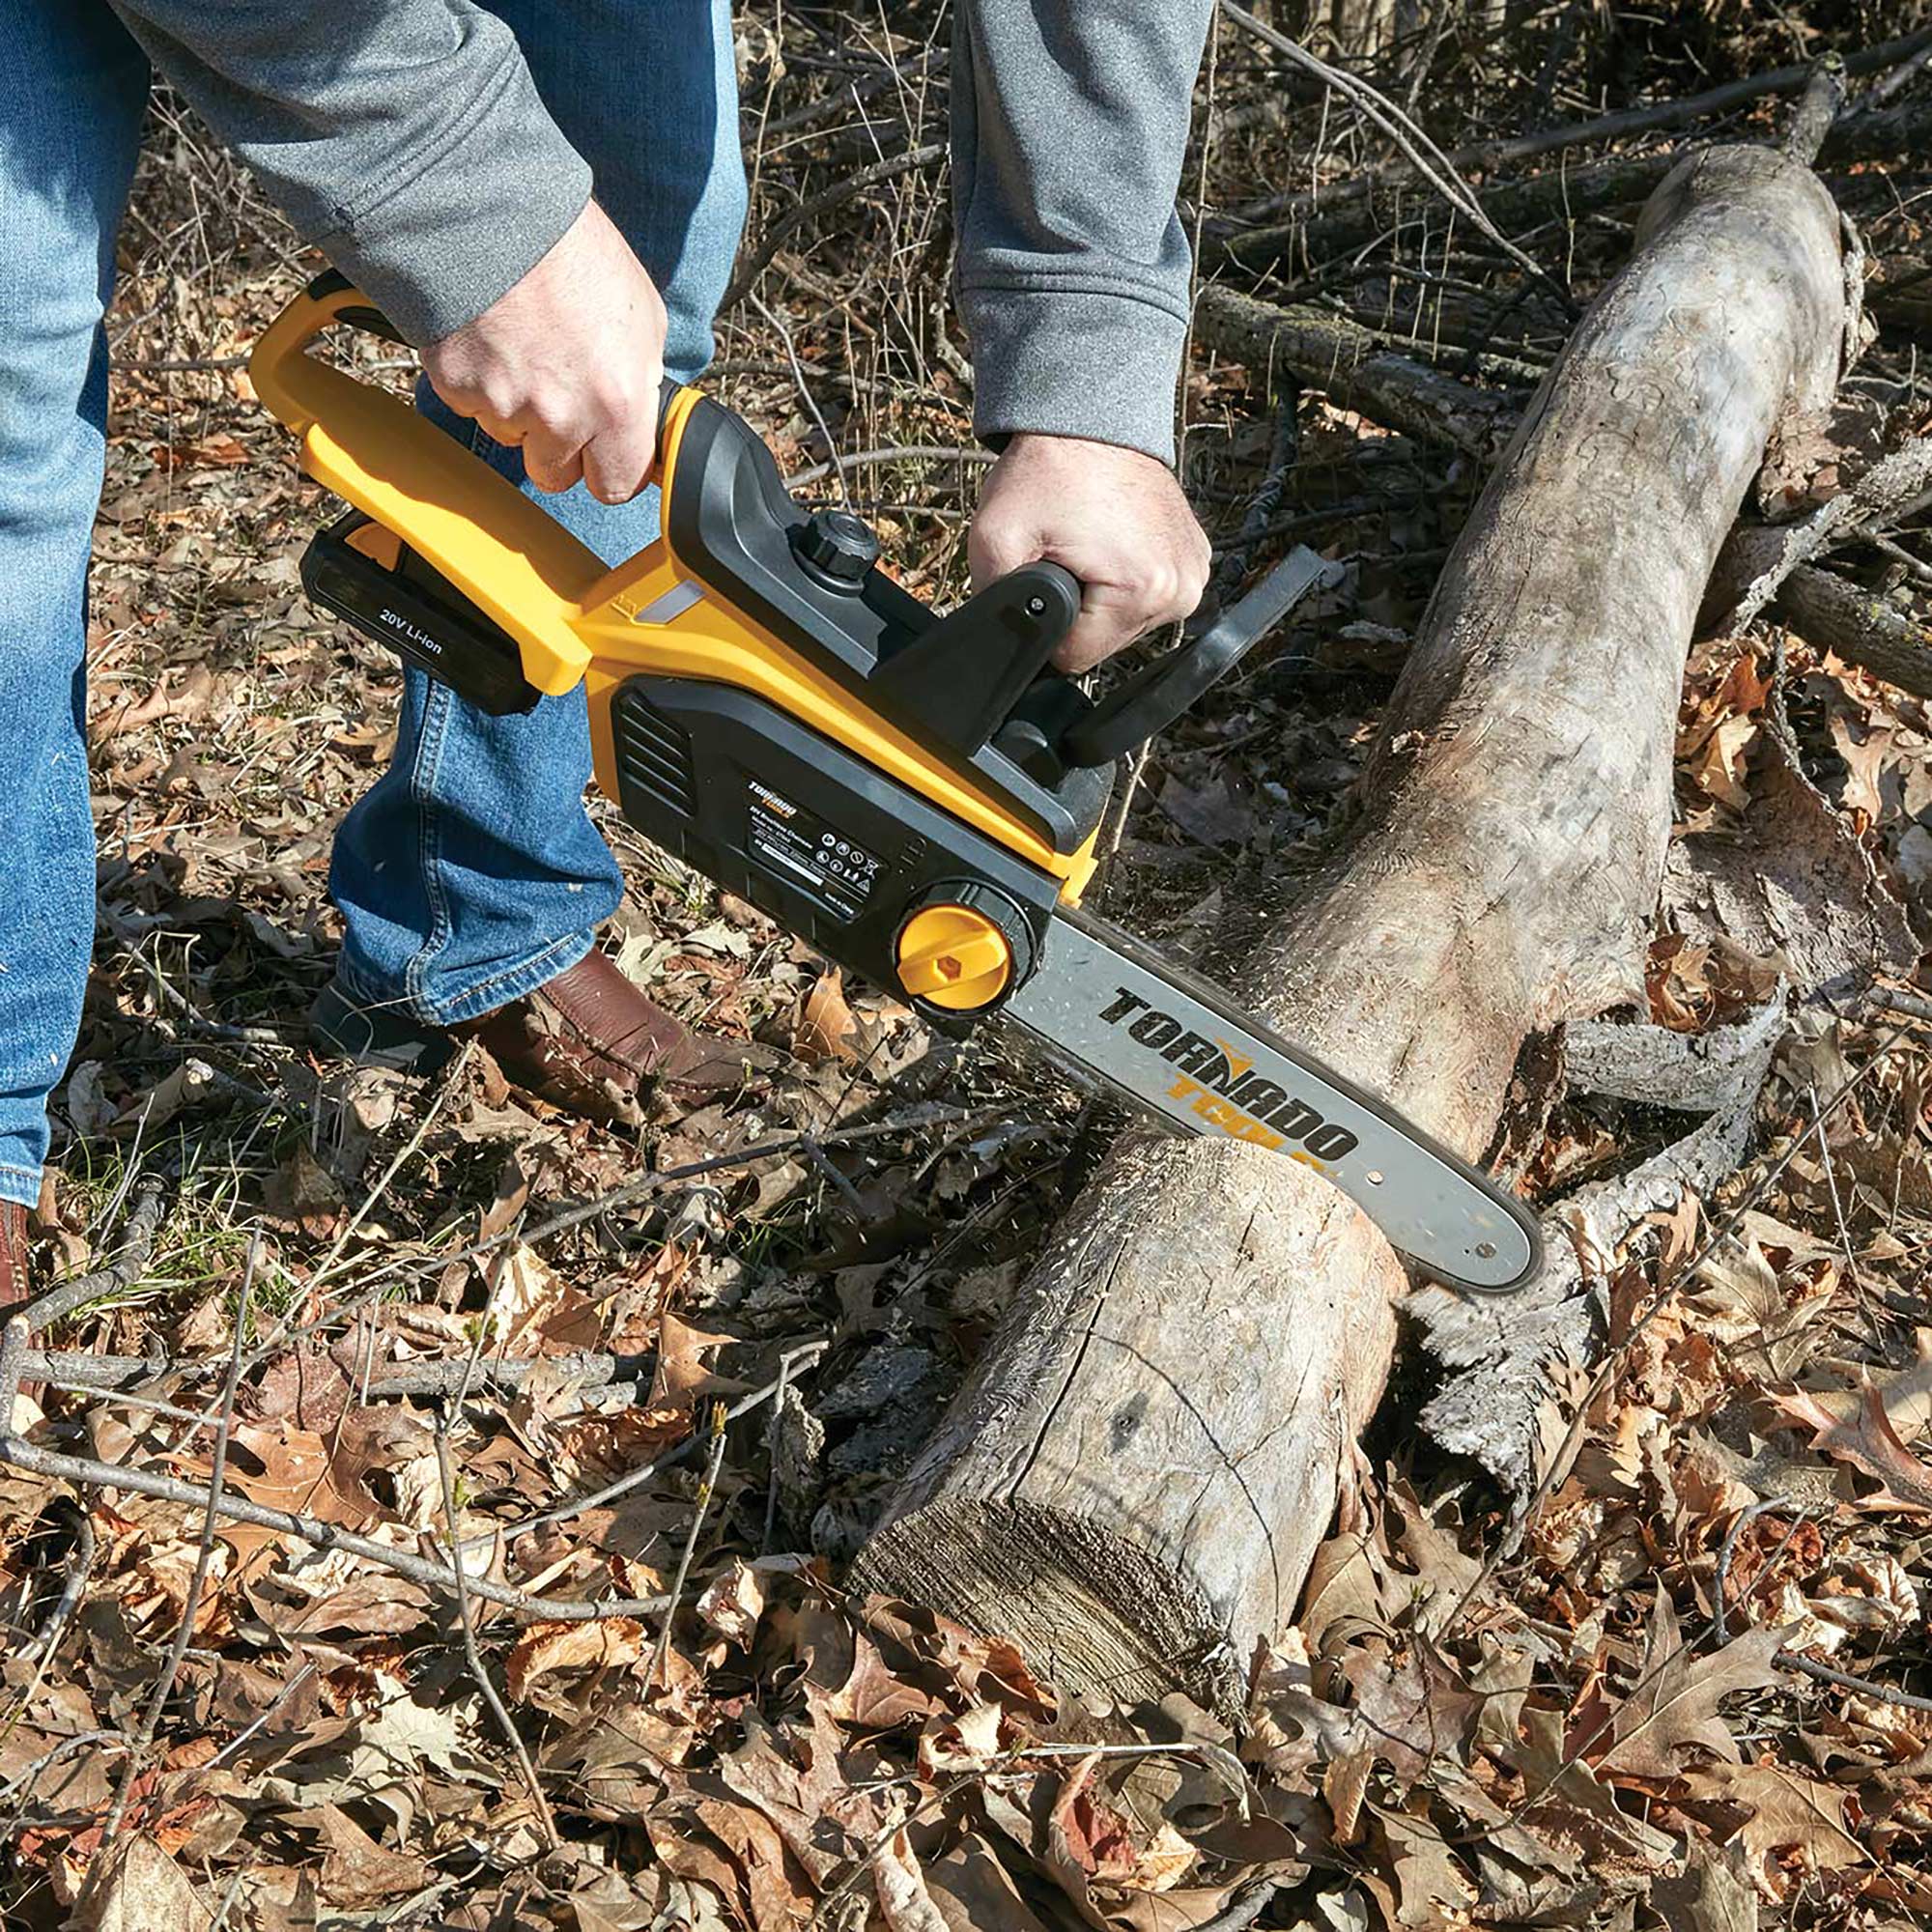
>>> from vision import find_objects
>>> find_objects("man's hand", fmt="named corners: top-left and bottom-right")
top-left (969, 435), bottom-right (1211, 672)
top-left (421, 200), bottom-right (667, 503)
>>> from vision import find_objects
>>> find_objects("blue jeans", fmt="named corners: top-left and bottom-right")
top-left (0, 0), bottom-right (747, 1208)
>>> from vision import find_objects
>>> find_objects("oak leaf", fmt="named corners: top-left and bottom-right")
top-left (1598, 1589), bottom-right (1785, 1779)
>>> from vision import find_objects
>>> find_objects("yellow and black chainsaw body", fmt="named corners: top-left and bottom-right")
top-left (257, 274), bottom-right (1120, 1027)
top-left (250, 272), bottom-right (1546, 1294)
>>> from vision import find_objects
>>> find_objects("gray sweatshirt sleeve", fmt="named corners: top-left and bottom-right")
top-left (952, 2), bottom-right (1213, 467)
top-left (104, 0), bottom-right (591, 346)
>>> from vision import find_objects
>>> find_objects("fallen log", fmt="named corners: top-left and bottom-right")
top-left (1212, 93), bottom-right (1930, 274)
top-left (855, 143), bottom-right (1847, 1715)
top-left (1192, 284), bottom-right (1519, 462)
top-left (1727, 549), bottom-right (1932, 702)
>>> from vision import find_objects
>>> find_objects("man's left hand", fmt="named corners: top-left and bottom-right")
top-left (968, 434), bottom-right (1211, 673)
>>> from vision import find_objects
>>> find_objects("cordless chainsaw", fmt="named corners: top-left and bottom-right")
top-left (250, 273), bottom-right (1540, 1294)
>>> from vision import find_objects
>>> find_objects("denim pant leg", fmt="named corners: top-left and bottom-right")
top-left (329, 0), bottom-right (748, 1028)
top-left (0, 5), bottom-right (148, 1208)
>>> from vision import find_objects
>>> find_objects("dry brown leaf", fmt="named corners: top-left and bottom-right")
top-left (921, 1835), bottom-right (1056, 1932)
top-left (260, 1144), bottom-right (347, 1240)
top-left (487, 1243), bottom-right (604, 1356)
top-left (1683, 1760), bottom-right (1868, 1875)
top-left (1597, 1588), bottom-right (1786, 1779)
top-left (875, 1830), bottom-right (953, 1932)
top-left (696, 1558), bottom-right (767, 1646)
top-left (794, 969), bottom-right (858, 1064)
top-left (1323, 1747), bottom-right (1374, 1845)
top-left (505, 1618), bottom-right (647, 1701)
top-left (70, 1834), bottom-right (212, 1932)
top-left (307, 1804), bottom-right (430, 1908)
top-left (1376, 1806), bottom-right (1477, 1930)
top-left (94, 663), bottom-right (217, 739)
top-left (1340, 1638), bottom-right (1481, 1781)
top-left (190, 1420), bottom-right (382, 1561)
top-left (1773, 1379), bottom-right (1932, 1511)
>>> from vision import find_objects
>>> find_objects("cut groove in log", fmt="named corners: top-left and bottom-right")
top-left (855, 145), bottom-right (1848, 1717)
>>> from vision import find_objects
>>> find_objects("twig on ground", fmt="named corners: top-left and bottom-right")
top-left (650, 1401), bottom-right (730, 1688)
top-left (0, 1432), bottom-right (668, 1624)
top-left (24, 1175), bottom-right (169, 1335)
top-left (749, 289), bottom-right (851, 506)
top-left (207, 1662), bottom-right (318, 1768)
top-left (434, 1332), bottom-right (558, 1852)
top-left (24, 1505), bottom-right (96, 1669)
top-left (96, 1235), bottom-right (258, 1857)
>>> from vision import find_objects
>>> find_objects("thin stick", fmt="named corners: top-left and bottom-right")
top-left (434, 1339), bottom-right (557, 1851)
top-left (1218, 3), bottom-right (1571, 310)
top-left (749, 289), bottom-right (851, 507)
top-left (207, 1661), bottom-right (317, 1767)
top-left (783, 443), bottom-right (992, 492)
top-left (11, 1347), bottom-right (650, 1399)
top-left (308, 1042), bottom-right (472, 1290)
top-left (650, 1401), bottom-right (730, 1688)
top-left (0, 1433), bottom-right (666, 1623)
top-left (25, 1175), bottom-right (169, 1334)
top-left (97, 1236), bottom-right (258, 1855)
top-left (763, 1350), bottom-right (795, 1554)
top-left (722, 141), bottom-right (945, 312)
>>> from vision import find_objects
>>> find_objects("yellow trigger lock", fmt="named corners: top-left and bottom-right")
top-left (895, 904), bottom-right (1013, 1011)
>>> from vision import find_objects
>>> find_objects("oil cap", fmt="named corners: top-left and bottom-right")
top-left (793, 509), bottom-right (880, 591)
top-left (895, 883), bottom-right (1036, 1013)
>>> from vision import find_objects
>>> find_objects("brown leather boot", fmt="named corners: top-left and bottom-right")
top-left (1, 1203), bottom-right (37, 1406)
top-left (0, 1203), bottom-right (27, 1316)
top-left (313, 951), bottom-right (765, 1127)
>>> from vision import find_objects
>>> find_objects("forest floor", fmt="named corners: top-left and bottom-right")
top-left (8, 4), bottom-right (1932, 1929)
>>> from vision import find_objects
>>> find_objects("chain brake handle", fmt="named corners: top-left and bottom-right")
top-left (1057, 546), bottom-right (1340, 768)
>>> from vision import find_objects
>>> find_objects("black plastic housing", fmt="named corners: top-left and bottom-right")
top-left (301, 511), bottom-right (542, 717)
top-left (609, 673), bottom-right (1062, 1025)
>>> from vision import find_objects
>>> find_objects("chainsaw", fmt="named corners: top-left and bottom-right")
top-left (250, 273), bottom-right (1540, 1294)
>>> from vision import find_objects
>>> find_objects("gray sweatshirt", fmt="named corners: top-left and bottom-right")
top-left (106, 2), bottom-right (1211, 465)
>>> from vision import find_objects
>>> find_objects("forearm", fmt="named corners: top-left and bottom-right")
top-left (951, 0), bottom-right (1214, 466)
top-left (105, 0), bottom-right (590, 344)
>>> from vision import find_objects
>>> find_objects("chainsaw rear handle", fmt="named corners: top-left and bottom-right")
top-left (251, 273), bottom-right (1327, 766)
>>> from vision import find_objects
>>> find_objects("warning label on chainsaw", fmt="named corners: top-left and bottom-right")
top-left (745, 779), bottom-right (880, 922)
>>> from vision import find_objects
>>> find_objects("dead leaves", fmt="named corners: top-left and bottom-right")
top-left (1594, 1589), bottom-right (1786, 1780)
top-left (505, 1618), bottom-right (649, 1702)
top-left (1772, 1378), bottom-right (1932, 1512)
top-left (793, 968), bottom-right (859, 1064)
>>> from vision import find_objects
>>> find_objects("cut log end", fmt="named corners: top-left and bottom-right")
top-left (854, 1498), bottom-right (1247, 1719)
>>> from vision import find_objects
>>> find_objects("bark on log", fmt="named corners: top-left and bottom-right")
top-left (854, 146), bottom-right (1847, 1717)
top-left (1192, 284), bottom-right (1520, 463)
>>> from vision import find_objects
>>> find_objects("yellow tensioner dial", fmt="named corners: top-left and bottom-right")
top-left (895, 892), bottom-right (1035, 1012)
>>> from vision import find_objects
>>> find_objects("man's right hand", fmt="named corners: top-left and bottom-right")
top-left (420, 199), bottom-right (667, 504)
